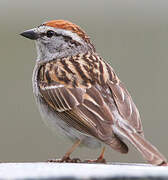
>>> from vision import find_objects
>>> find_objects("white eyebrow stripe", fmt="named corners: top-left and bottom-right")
top-left (37, 26), bottom-right (84, 43)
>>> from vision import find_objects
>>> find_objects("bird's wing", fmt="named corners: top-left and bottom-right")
top-left (39, 81), bottom-right (128, 153)
top-left (38, 53), bottom-right (129, 153)
top-left (106, 66), bottom-right (144, 135)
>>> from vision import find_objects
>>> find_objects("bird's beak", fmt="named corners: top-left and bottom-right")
top-left (20, 28), bottom-right (39, 40)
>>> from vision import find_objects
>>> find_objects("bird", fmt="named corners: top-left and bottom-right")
top-left (20, 19), bottom-right (167, 165)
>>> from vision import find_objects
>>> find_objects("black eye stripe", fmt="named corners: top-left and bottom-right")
top-left (40, 31), bottom-right (74, 41)
top-left (40, 31), bottom-right (59, 38)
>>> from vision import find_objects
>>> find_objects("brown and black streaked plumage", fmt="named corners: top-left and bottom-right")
top-left (21, 20), bottom-right (167, 165)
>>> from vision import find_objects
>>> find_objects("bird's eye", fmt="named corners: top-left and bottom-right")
top-left (46, 30), bottom-right (55, 38)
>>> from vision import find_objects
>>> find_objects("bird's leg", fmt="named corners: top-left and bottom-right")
top-left (84, 147), bottom-right (106, 163)
top-left (48, 139), bottom-right (81, 163)
top-left (61, 139), bottom-right (81, 162)
top-left (96, 146), bottom-right (106, 163)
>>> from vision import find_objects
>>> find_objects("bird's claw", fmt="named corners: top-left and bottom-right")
top-left (47, 156), bottom-right (81, 163)
top-left (83, 158), bottom-right (106, 164)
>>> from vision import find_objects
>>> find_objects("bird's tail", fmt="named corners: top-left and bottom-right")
top-left (113, 126), bottom-right (167, 165)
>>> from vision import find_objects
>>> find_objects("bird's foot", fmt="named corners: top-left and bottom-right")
top-left (83, 146), bottom-right (106, 164)
top-left (47, 156), bottom-right (106, 163)
top-left (47, 156), bottom-right (81, 163)
top-left (83, 157), bottom-right (106, 164)
top-left (160, 162), bottom-right (168, 166)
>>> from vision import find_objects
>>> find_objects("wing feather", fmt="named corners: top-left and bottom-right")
top-left (39, 83), bottom-right (84, 112)
top-left (37, 53), bottom-right (143, 153)
top-left (108, 80), bottom-right (143, 135)
top-left (39, 80), bottom-right (128, 152)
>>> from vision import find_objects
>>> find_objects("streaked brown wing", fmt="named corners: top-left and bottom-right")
top-left (39, 81), bottom-right (128, 153)
top-left (39, 82), bottom-right (85, 112)
top-left (39, 81), bottom-right (113, 136)
top-left (107, 78), bottom-right (143, 135)
top-left (38, 52), bottom-right (141, 152)
top-left (39, 82), bottom-right (99, 136)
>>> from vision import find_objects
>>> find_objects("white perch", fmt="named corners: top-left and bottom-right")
top-left (0, 162), bottom-right (168, 179)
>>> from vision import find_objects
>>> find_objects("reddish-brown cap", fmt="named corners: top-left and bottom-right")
top-left (44, 20), bottom-right (90, 43)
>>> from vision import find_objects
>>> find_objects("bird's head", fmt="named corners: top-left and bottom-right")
top-left (20, 20), bottom-right (95, 62)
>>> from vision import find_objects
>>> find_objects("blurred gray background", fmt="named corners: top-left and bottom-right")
top-left (0, 0), bottom-right (168, 163)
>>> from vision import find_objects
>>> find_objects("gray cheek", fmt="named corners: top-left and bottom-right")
top-left (36, 35), bottom-right (90, 62)
top-left (47, 37), bottom-right (65, 53)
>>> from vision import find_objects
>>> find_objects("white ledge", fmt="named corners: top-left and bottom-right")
top-left (0, 162), bottom-right (168, 179)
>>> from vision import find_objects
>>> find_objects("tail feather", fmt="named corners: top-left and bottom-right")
top-left (113, 126), bottom-right (167, 165)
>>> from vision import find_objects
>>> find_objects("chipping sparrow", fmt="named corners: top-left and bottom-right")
top-left (20, 20), bottom-right (167, 165)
